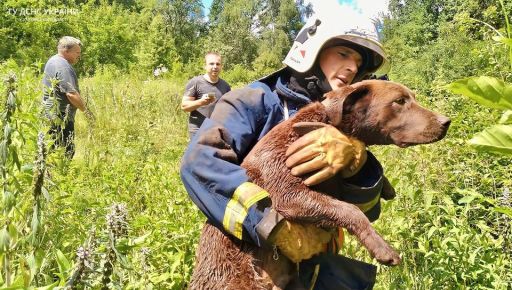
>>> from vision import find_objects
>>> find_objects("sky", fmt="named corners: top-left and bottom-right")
top-left (202, 0), bottom-right (214, 15)
top-left (305, 0), bottom-right (390, 20)
top-left (201, 0), bottom-right (390, 20)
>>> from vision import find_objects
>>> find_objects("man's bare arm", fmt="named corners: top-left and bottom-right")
top-left (181, 95), bottom-right (215, 112)
top-left (66, 91), bottom-right (86, 111)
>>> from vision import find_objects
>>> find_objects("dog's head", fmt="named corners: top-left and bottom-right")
top-left (322, 80), bottom-right (450, 147)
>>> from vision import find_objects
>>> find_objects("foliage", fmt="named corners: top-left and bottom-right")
top-left (445, 0), bottom-right (512, 156)
top-left (0, 0), bottom-right (511, 289)
top-left (202, 0), bottom-right (308, 71)
top-left (74, 2), bottom-right (139, 75)
top-left (0, 62), bottom-right (206, 288)
top-left (375, 0), bottom-right (512, 288)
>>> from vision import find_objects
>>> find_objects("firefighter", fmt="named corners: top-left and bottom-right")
top-left (181, 12), bottom-right (391, 289)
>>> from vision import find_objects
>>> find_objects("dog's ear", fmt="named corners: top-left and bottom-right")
top-left (342, 83), bottom-right (370, 116)
top-left (322, 83), bottom-right (370, 127)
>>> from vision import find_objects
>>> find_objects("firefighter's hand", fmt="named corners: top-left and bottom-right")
top-left (269, 220), bottom-right (332, 263)
top-left (286, 122), bottom-right (367, 186)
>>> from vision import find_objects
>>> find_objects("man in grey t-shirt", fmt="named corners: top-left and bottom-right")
top-left (42, 36), bottom-right (92, 158)
top-left (181, 52), bottom-right (231, 139)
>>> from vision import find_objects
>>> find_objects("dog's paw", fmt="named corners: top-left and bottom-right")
top-left (373, 246), bottom-right (401, 266)
top-left (361, 230), bottom-right (401, 266)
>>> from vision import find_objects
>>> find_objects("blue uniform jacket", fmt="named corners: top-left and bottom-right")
top-left (181, 72), bottom-right (308, 246)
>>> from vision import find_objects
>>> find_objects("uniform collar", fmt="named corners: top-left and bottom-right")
top-left (275, 75), bottom-right (312, 105)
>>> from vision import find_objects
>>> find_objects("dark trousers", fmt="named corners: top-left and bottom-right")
top-left (48, 120), bottom-right (75, 159)
top-left (297, 254), bottom-right (377, 290)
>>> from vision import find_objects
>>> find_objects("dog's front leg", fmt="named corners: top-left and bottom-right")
top-left (273, 188), bottom-right (401, 266)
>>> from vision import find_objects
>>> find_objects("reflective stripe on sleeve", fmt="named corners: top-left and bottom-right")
top-left (355, 192), bottom-right (381, 213)
top-left (222, 182), bottom-right (270, 239)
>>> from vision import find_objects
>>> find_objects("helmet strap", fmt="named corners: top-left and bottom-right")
top-left (310, 63), bottom-right (333, 94)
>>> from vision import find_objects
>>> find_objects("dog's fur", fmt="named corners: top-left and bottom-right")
top-left (189, 80), bottom-right (450, 289)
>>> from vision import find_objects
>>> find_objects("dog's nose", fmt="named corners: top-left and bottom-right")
top-left (438, 116), bottom-right (451, 128)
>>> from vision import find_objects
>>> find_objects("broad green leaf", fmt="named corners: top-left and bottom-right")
top-left (499, 110), bottom-right (512, 124)
top-left (458, 194), bottom-right (479, 204)
top-left (115, 238), bottom-right (134, 253)
top-left (0, 227), bottom-right (10, 253)
top-left (132, 232), bottom-right (150, 246)
top-left (28, 249), bottom-right (45, 285)
top-left (9, 274), bottom-right (26, 288)
top-left (493, 36), bottom-right (512, 47)
top-left (55, 249), bottom-right (71, 275)
top-left (427, 227), bottom-right (436, 239)
top-left (469, 125), bottom-right (512, 155)
top-left (21, 164), bottom-right (33, 172)
top-left (169, 251), bottom-right (183, 275)
top-left (150, 272), bottom-right (170, 284)
top-left (445, 77), bottom-right (512, 110)
top-left (494, 206), bottom-right (512, 217)
top-left (424, 190), bottom-right (433, 208)
top-left (35, 280), bottom-right (59, 290)
top-left (42, 187), bottom-right (50, 201)
top-left (114, 233), bottom-right (150, 254)
top-left (10, 146), bottom-right (20, 170)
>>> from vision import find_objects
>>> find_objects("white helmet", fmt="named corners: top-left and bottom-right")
top-left (283, 13), bottom-right (390, 80)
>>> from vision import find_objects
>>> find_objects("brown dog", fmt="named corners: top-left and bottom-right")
top-left (189, 80), bottom-right (450, 289)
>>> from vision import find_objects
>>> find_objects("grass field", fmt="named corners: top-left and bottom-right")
top-left (1, 62), bottom-right (511, 289)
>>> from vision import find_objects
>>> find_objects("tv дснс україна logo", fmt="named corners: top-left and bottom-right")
top-left (5, 6), bottom-right (80, 22)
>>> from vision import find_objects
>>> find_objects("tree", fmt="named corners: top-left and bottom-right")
top-left (252, 0), bottom-right (304, 75)
top-left (204, 0), bottom-right (309, 72)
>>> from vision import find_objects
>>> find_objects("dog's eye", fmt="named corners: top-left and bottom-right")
top-left (394, 98), bottom-right (406, 105)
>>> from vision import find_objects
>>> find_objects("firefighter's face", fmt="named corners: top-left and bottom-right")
top-left (319, 46), bottom-right (363, 90)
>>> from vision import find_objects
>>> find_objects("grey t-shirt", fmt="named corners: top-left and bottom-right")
top-left (42, 55), bottom-right (80, 121)
top-left (184, 76), bottom-right (231, 132)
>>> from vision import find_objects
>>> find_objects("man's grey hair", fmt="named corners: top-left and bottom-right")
top-left (57, 36), bottom-right (82, 51)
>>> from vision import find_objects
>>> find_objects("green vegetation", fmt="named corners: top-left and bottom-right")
top-left (446, 0), bottom-right (512, 156)
top-left (0, 0), bottom-right (511, 289)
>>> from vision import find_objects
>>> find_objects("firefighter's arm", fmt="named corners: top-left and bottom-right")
top-left (180, 89), bottom-right (273, 246)
top-left (180, 89), bottom-right (331, 261)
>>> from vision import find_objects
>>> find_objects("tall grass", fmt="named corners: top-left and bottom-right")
top-left (0, 62), bottom-right (203, 288)
top-left (0, 59), bottom-right (510, 289)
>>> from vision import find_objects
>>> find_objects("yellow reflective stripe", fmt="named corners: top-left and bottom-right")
top-left (355, 192), bottom-right (381, 213)
top-left (222, 182), bottom-right (270, 239)
top-left (234, 182), bottom-right (269, 207)
top-left (243, 190), bottom-right (269, 208)
top-left (223, 199), bottom-right (246, 239)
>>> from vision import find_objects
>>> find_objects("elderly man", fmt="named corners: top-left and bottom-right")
top-left (42, 36), bottom-right (92, 159)
top-left (180, 52), bottom-right (231, 139)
